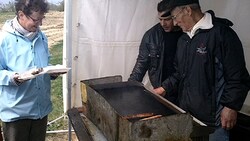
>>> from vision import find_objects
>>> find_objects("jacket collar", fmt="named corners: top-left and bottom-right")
top-left (186, 12), bottom-right (213, 38)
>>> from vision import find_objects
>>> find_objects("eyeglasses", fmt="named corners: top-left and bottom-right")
top-left (27, 15), bottom-right (45, 23)
top-left (171, 7), bottom-right (185, 20)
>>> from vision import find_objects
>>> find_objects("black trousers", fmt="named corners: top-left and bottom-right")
top-left (2, 116), bottom-right (48, 141)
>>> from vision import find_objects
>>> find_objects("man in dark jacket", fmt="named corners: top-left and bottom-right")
top-left (153, 0), bottom-right (250, 140)
top-left (128, 0), bottom-right (182, 103)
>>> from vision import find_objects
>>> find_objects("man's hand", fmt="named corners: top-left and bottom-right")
top-left (153, 87), bottom-right (166, 97)
top-left (220, 106), bottom-right (237, 130)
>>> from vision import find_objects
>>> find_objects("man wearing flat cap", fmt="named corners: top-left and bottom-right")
top-left (129, 0), bottom-right (182, 104)
top-left (153, 0), bottom-right (250, 140)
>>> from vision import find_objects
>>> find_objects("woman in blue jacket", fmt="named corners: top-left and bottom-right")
top-left (0, 0), bottom-right (60, 140)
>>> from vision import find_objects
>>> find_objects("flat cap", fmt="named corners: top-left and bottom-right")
top-left (169, 0), bottom-right (199, 7)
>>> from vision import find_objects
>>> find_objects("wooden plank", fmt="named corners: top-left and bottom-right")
top-left (67, 108), bottom-right (93, 141)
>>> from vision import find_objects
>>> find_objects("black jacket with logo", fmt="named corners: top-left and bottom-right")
top-left (129, 23), bottom-right (182, 90)
top-left (162, 11), bottom-right (250, 126)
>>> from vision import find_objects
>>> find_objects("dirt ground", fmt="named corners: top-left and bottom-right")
top-left (46, 132), bottom-right (78, 141)
top-left (41, 11), bottom-right (64, 48)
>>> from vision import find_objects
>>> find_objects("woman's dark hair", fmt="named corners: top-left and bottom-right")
top-left (15, 0), bottom-right (49, 15)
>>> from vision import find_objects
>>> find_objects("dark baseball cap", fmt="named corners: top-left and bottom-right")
top-left (157, 0), bottom-right (172, 17)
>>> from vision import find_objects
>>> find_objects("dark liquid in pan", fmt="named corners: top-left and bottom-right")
top-left (92, 82), bottom-right (176, 121)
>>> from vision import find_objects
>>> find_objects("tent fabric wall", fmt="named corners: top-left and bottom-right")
top-left (75, 0), bottom-right (159, 83)
top-left (64, 0), bottom-right (250, 113)
top-left (63, 0), bottom-right (161, 111)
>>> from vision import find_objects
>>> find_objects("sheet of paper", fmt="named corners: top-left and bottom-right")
top-left (17, 65), bottom-right (70, 80)
top-left (42, 65), bottom-right (71, 74)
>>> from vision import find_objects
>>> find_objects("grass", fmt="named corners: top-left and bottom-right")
top-left (47, 41), bottom-right (68, 131)
top-left (0, 12), bottom-right (15, 23)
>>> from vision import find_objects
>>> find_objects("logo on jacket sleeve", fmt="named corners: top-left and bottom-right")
top-left (196, 43), bottom-right (207, 55)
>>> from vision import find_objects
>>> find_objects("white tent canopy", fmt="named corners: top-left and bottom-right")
top-left (63, 0), bottom-right (250, 114)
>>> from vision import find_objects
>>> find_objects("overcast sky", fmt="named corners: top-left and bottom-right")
top-left (47, 0), bottom-right (63, 5)
top-left (0, 0), bottom-right (63, 5)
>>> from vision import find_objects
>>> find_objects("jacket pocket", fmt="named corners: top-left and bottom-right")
top-left (147, 43), bottom-right (160, 70)
top-left (185, 85), bottom-right (215, 124)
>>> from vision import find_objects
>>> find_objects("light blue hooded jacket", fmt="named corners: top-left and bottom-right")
top-left (0, 19), bottom-right (52, 122)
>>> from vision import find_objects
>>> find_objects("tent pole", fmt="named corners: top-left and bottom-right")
top-left (63, 0), bottom-right (73, 140)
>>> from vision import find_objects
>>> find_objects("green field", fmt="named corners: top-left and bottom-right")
top-left (0, 12), bottom-right (15, 27)
top-left (48, 41), bottom-right (68, 131)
